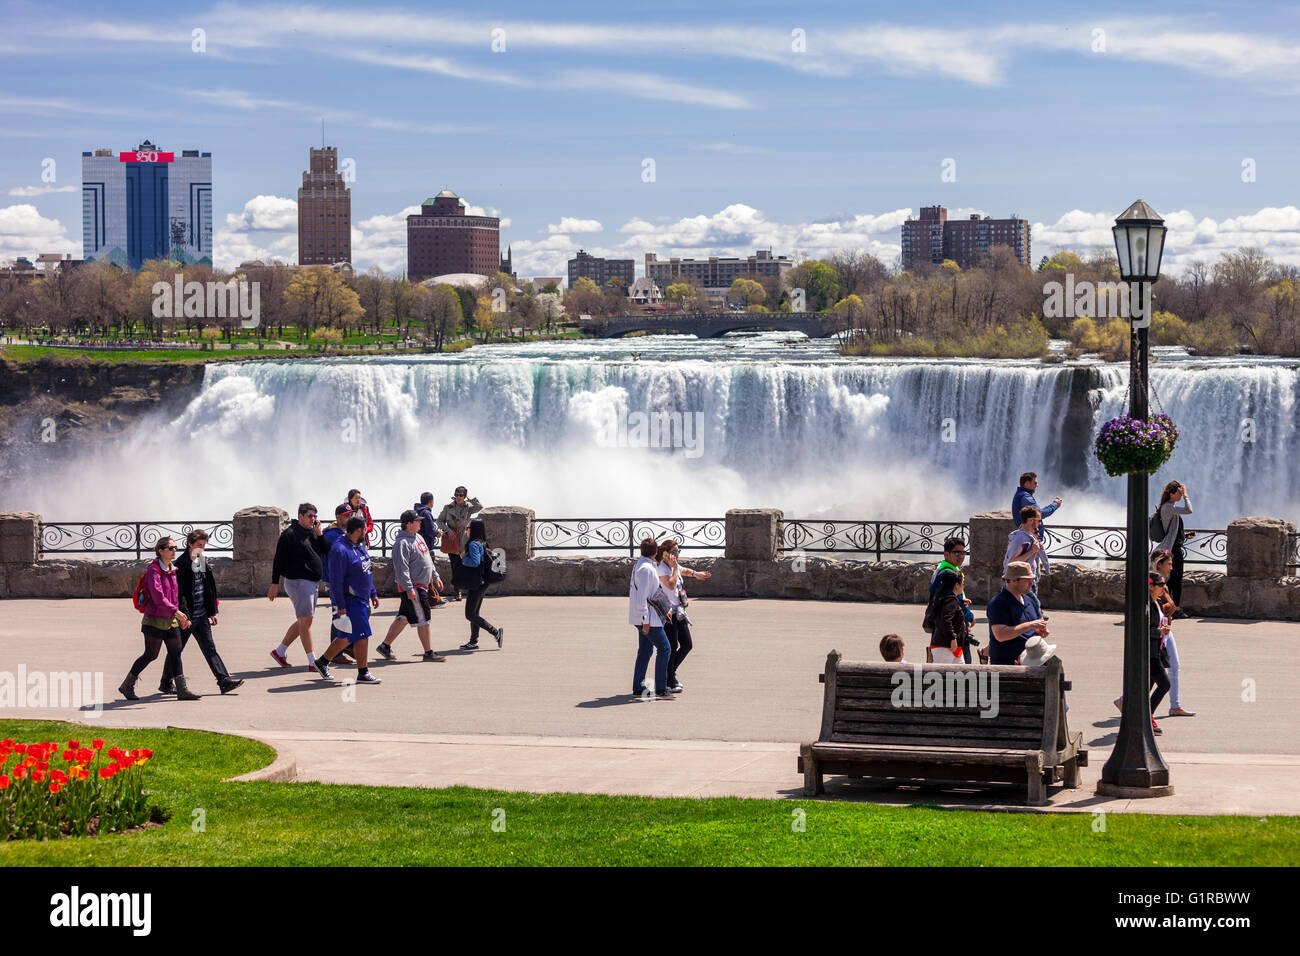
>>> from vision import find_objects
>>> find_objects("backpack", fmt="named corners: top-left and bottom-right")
top-left (483, 547), bottom-right (507, 584)
top-left (131, 572), bottom-right (149, 613)
top-left (1148, 509), bottom-right (1166, 543)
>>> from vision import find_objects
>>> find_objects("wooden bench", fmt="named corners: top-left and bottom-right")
top-left (798, 650), bottom-right (1086, 805)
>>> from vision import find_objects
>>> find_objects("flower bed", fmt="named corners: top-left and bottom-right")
top-left (1095, 413), bottom-right (1180, 477)
top-left (0, 738), bottom-right (155, 840)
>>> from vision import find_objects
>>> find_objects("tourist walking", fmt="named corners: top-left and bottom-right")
top-left (413, 491), bottom-right (447, 607)
top-left (986, 562), bottom-right (1048, 665)
top-left (439, 486), bottom-right (482, 601)
top-left (655, 539), bottom-right (712, 693)
top-left (1005, 506), bottom-right (1049, 593)
top-left (1146, 572), bottom-right (1173, 735)
top-left (341, 489), bottom-right (375, 539)
top-left (456, 519), bottom-right (503, 650)
top-left (931, 535), bottom-right (975, 660)
top-left (630, 536), bottom-right (673, 698)
top-left (1012, 471), bottom-right (1061, 542)
top-left (1154, 481), bottom-right (1195, 617)
top-left (376, 510), bottom-right (446, 662)
top-left (119, 537), bottom-right (197, 701)
top-left (316, 516), bottom-right (381, 683)
top-left (1151, 550), bottom-right (1194, 717)
top-left (268, 502), bottom-right (333, 672)
top-left (161, 529), bottom-right (243, 695)
top-left (924, 568), bottom-right (969, 662)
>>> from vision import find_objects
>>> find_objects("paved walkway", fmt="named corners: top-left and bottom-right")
top-left (2, 596), bottom-right (1297, 814)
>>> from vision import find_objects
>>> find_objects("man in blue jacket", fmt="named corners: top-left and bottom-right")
top-left (1012, 471), bottom-right (1061, 543)
top-left (316, 516), bottom-right (381, 683)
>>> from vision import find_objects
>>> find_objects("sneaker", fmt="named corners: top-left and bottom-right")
top-left (270, 648), bottom-right (289, 668)
top-left (422, 651), bottom-right (447, 662)
top-left (219, 678), bottom-right (245, 695)
top-left (375, 642), bottom-right (395, 661)
top-left (1151, 717), bottom-right (1162, 736)
top-left (459, 640), bottom-right (479, 650)
top-left (669, 683), bottom-right (683, 693)
top-left (655, 689), bottom-right (676, 699)
top-left (356, 671), bottom-right (382, 684)
top-left (494, 627), bottom-right (504, 649)
top-left (314, 659), bottom-right (333, 680)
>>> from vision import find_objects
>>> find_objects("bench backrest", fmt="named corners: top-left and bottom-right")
top-left (818, 651), bottom-right (1065, 757)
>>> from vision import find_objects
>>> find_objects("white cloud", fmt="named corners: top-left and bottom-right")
top-left (8, 185), bottom-right (78, 197)
top-left (182, 89), bottom-right (473, 135)
top-left (224, 195), bottom-right (298, 232)
top-left (547, 218), bottom-right (602, 235)
top-left (0, 204), bottom-right (78, 261)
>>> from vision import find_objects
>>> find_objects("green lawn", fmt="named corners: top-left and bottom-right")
top-left (2, 720), bottom-right (1296, 866)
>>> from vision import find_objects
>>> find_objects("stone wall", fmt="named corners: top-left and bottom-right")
top-left (1, 508), bottom-right (1297, 620)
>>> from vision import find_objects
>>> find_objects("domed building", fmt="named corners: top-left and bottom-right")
top-left (406, 189), bottom-right (502, 283)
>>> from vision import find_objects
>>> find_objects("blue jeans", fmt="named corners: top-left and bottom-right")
top-left (633, 626), bottom-right (670, 693)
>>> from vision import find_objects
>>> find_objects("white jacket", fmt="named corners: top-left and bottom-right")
top-left (628, 556), bottom-right (665, 628)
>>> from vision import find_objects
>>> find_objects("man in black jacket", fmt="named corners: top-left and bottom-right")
top-left (161, 529), bottom-right (243, 695)
top-left (268, 502), bottom-right (333, 672)
top-left (413, 492), bottom-right (446, 607)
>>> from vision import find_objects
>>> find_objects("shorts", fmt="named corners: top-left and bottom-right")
top-left (332, 600), bottom-right (372, 644)
top-left (399, 588), bottom-right (432, 627)
top-left (282, 577), bottom-right (319, 619)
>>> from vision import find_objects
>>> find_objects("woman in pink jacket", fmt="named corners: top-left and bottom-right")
top-left (119, 537), bottom-right (198, 701)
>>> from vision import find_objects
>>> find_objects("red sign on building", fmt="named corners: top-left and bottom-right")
top-left (119, 151), bottom-right (175, 163)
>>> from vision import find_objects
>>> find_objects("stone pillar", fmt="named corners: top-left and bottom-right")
top-left (725, 508), bottom-right (783, 561)
top-left (0, 511), bottom-right (41, 563)
top-left (1227, 517), bottom-right (1296, 579)
top-left (968, 510), bottom-right (1013, 577)
top-left (480, 506), bottom-right (534, 562)
top-left (233, 506), bottom-right (290, 562)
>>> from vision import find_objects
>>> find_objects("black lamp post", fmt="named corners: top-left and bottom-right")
top-left (1097, 200), bottom-right (1173, 797)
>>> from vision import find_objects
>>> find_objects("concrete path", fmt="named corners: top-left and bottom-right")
top-left (2, 595), bottom-right (1297, 814)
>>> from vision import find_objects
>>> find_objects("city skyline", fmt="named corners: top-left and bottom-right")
top-left (2, 0), bottom-right (1299, 277)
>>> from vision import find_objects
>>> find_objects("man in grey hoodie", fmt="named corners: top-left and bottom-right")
top-left (376, 511), bottom-right (446, 662)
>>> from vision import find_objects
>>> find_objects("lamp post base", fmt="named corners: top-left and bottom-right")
top-left (1096, 782), bottom-right (1175, 799)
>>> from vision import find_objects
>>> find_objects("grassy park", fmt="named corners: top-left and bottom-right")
top-left (2, 720), bottom-right (1296, 866)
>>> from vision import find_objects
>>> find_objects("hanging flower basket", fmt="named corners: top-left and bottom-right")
top-left (1094, 414), bottom-right (1179, 477)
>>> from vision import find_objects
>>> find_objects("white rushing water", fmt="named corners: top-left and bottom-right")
top-left (10, 333), bottom-right (1300, 528)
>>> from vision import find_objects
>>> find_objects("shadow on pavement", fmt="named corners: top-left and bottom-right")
top-left (575, 694), bottom-right (641, 708)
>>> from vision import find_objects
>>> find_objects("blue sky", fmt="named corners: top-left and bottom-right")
top-left (2, 0), bottom-right (1298, 278)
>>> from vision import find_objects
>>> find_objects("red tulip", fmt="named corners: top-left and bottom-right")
top-left (14, 766), bottom-right (26, 780)
top-left (68, 740), bottom-right (80, 749)
top-left (49, 782), bottom-right (61, 794)
top-left (92, 740), bottom-right (104, 750)
top-left (0, 775), bottom-right (8, 789)
top-left (98, 767), bottom-right (113, 779)
top-left (77, 748), bottom-right (92, 763)
top-left (31, 769), bottom-right (45, 783)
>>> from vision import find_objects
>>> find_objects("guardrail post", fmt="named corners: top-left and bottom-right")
top-left (233, 506), bottom-right (290, 562)
top-left (479, 506), bottom-right (534, 563)
top-left (725, 508), bottom-right (783, 561)
top-left (969, 510), bottom-right (1014, 577)
top-left (1227, 517), bottom-right (1296, 579)
top-left (0, 511), bottom-right (41, 563)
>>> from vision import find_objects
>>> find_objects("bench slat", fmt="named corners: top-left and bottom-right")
top-left (836, 698), bottom-right (1048, 717)
top-left (806, 742), bottom-right (1045, 765)
top-left (835, 686), bottom-right (1045, 704)
top-left (828, 732), bottom-right (1042, 749)
top-left (834, 708), bottom-right (1045, 729)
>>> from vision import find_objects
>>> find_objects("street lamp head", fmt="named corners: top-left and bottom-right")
top-left (1113, 200), bottom-right (1166, 284)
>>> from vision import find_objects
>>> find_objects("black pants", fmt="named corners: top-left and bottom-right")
top-left (465, 585), bottom-right (496, 641)
top-left (1150, 656), bottom-right (1171, 713)
top-left (130, 625), bottom-right (183, 678)
top-left (665, 615), bottom-right (693, 684)
top-left (1169, 545), bottom-right (1185, 607)
top-left (162, 616), bottom-right (231, 686)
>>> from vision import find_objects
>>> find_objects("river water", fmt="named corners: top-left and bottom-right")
top-left (12, 333), bottom-right (1300, 529)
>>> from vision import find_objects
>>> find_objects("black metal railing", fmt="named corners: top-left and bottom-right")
top-left (781, 520), bottom-right (968, 560)
top-left (1290, 532), bottom-right (1300, 573)
top-left (532, 518), bottom-right (726, 557)
top-left (1040, 524), bottom-right (1228, 566)
top-left (40, 521), bottom-right (234, 559)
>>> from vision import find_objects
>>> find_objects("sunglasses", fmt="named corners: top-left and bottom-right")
top-left (304, 512), bottom-right (318, 519)
top-left (160, 545), bottom-right (176, 551)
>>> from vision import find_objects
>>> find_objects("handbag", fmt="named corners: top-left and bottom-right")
top-left (440, 529), bottom-right (461, 555)
top-left (646, 589), bottom-right (673, 623)
top-left (451, 557), bottom-right (482, 588)
top-left (1159, 641), bottom-right (1171, 670)
top-left (483, 548), bottom-right (506, 584)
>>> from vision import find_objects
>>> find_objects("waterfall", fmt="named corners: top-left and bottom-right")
top-left (10, 349), bottom-right (1299, 529)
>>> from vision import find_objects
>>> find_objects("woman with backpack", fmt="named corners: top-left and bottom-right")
top-left (1153, 481), bottom-right (1195, 618)
top-left (120, 537), bottom-right (198, 701)
top-left (924, 568), bottom-right (969, 663)
top-left (160, 529), bottom-right (244, 695)
top-left (456, 519), bottom-right (503, 651)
